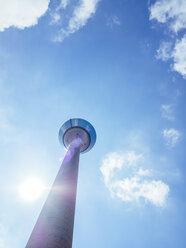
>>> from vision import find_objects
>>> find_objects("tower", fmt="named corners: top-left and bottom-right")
top-left (26, 118), bottom-right (96, 248)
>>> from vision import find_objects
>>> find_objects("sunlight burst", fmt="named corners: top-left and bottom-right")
top-left (18, 177), bottom-right (45, 202)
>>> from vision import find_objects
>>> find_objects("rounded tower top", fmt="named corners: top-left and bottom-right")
top-left (59, 118), bottom-right (96, 153)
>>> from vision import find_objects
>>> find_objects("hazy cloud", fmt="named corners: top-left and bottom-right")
top-left (57, 0), bottom-right (70, 10)
top-left (107, 15), bottom-right (121, 29)
top-left (50, 12), bottom-right (61, 25)
top-left (163, 128), bottom-right (181, 147)
top-left (137, 168), bottom-right (151, 177)
top-left (161, 104), bottom-right (174, 120)
top-left (100, 151), bottom-right (169, 207)
top-left (0, 0), bottom-right (50, 31)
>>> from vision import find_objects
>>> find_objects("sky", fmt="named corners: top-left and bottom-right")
top-left (0, 0), bottom-right (186, 247)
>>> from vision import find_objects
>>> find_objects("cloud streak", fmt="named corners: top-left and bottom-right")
top-left (100, 151), bottom-right (169, 207)
top-left (54, 0), bottom-right (101, 41)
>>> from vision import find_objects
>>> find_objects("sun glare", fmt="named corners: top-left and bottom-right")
top-left (18, 177), bottom-right (45, 202)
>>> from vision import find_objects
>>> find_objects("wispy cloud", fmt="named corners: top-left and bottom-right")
top-left (107, 15), bottom-right (121, 29)
top-left (163, 128), bottom-right (181, 147)
top-left (100, 151), bottom-right (169, 207)
top-left (161, 104), bottom-right (174, 120)
top-left (0, 0), bottom-right (50, 31)
top-left (50, 0), bottom-right (71, 25)
top-left (50, 12), bottom-right (61, 25)
top-left (57, 0), bottom-right (70, 10)
top-left (53, 0), bottom-right (101, 41)
top-left (149, 0), bottom-right (186, 78)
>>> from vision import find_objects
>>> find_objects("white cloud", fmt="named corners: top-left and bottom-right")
top-left (0, 0), bottom-right (101, 40)
top-left (156, 36), bottom-right (186, 78)
top-left (54, 0), bottom-right (101, 42)
top-left (100, 151), bottom-right (169, 207)
top-left (0, 0), bottom-right (50, 31)
top-left (150, 0), bottom-right (186, 79)
top-left (172, 35), bottom-right (186, 78)
top-left (113, 178), bottom-right (169, 207)
top-left (163, 128), bottom-right (181, 147)
top-left (100, 151), bottom-right (142, 185)
top-left (155, 36), bottom-right (186, 78)
top-left (156, 41), bottom-right (172, 61)
top-left (161, 104), bottom-right (174, 120)
top-left (149, 0), bottom-right (186, 33)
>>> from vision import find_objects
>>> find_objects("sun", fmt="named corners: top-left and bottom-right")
top-left (18, 177), bottom-right (45, 202)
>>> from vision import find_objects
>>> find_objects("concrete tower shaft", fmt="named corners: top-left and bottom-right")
top-left (26, 139), bottom-right (81, 248)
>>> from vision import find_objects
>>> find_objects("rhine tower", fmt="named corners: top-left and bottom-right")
top-left (26, 118), bottom-right (96, 248)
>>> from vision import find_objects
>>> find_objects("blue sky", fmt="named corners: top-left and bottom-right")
top-left (0, 0), bottom-right (186, 247)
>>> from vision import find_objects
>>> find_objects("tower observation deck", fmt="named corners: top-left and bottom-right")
top-left (26, 118), bottom-right (96, 248)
